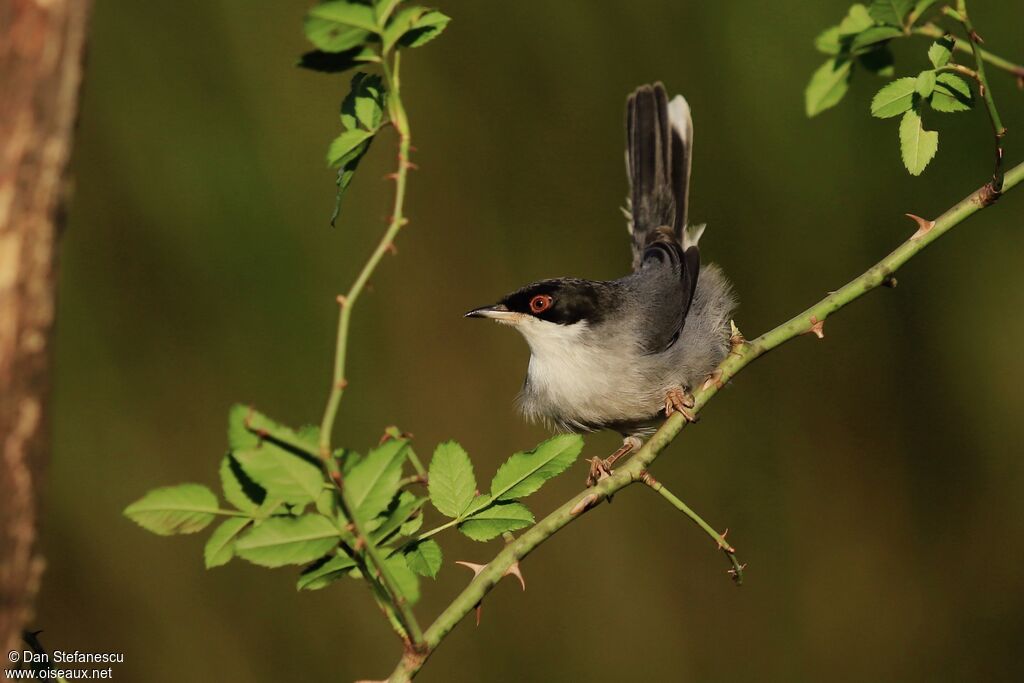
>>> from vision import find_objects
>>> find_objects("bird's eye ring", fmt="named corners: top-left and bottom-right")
top-left (529, 294), bottom-right (553, 314)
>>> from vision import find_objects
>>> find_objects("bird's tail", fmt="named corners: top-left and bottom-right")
top-left (625, 82), bottom-right (694, 270)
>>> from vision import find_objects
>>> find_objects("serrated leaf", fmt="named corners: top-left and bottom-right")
top-left (814, 25), bottom-right (842, 55)
top-left (930, 73), bottom-right (973, 112)
top-left (346, 438), bottom-right (407, 522)
top-left (204, 517), bottom-right (251, 569)
top-left (220, 454), bottom-right (265, 513)
top-left (124, 484), bottom-right (220, 536)
top-left (297, 46), bottom-right (377, 74)
top-left (228, 406), bottom-right (318, 455)
top-left (234, 441), bottom-right (324, 506)
top-left (327, 129), bottom-right (373, 167)
top-left (915, 70), bottom-right (936, 98)
top-left (928, 35), bottom-right (954, 68)
top-left (850, 25), bottom-right (903, 51)
top-left (839, 4), bottom-right (874, 35)
top-left (490, 434), bottom-right (583, 502)
top-left (235, 514), bottom-right (340, 568)
top-left (403, 539), bottom-right (443, 578)
top-left (372, 492), bottom-right (425, 543)
top-left (899, 108), bottom-right (939, 175)
top-left (459, 502), bottom-right (534, 541)
top-left (398, 9), bottom-right (450, 48)
top-left (805, 58), bottom-right (853, 117)
top-left (871, 77), bottom-right (917, 118)
top-left (428, 441), bottom-right (477, 518)
top-left (384, 554), bottom-right (420, 604)
top-left (297, 552), bottom-right (358, 590)
top-left (305, 2), bottom-right (377, 53)
top-left (868, 0), bottom-right (912, 26)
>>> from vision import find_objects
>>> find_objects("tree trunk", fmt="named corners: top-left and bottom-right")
top-left (0, 0), bottom-right (92, 661)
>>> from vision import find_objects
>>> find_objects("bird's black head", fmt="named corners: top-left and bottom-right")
top-left (465, 278), bottom-right (617, 326)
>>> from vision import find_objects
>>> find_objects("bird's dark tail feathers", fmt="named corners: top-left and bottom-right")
top-left (625, 82), bottom-right (694, 270)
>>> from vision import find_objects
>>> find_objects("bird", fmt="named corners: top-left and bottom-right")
top-left (465, 82), bottom-right (737, 485)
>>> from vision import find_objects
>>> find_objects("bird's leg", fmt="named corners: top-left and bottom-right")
top-left (664, 386), bottom-right (698, 423)
top-left (586, 435), bottom-right (643, 487)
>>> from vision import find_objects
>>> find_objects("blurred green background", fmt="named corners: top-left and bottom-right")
top-left (41, 1), bottom-right (1023, 681)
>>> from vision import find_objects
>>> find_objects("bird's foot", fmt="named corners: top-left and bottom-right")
top-left (664, 387), bottom-right (698, 422)
top-left (585, 436), bottom-right (642, 487)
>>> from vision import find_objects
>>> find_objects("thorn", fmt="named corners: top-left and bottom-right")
top-left (883, 275), bottom-right (898, 288)
top-left (505, 562), bottom-right (526, 591)
top-left (336, 294), bottom-right (348, 307)
top-left (701, 369), bottom-right (725, 392)
top-left (384, 172), bottom-right (399, 181)
top-left (404, 161), bottom-right (419, 171)
top-left (335, 378), bottom-right (348, 390)
top-left (716, 529), bottom-right (736, 553)
top-left (727, 562), bottom-right (748, 581)
top-left (455, 560), bottom-right (486, 577)
top-left (385, 242), bottom-right (398, 256)
top-left (969, 29), bottom-right (984, 44)
top-left (805, 315), bottom-right (825, 339)
top-left (729, 320), bottom-right (745, 347)
top-left (354, 537), bottom-right (366, 552)
top-left (408, 144), bottom-right (419, 152)
top-left (474, 603), bottom-right (483, 626)
top-left (906, 213), bottom-right (936, 239)
top-left (571, 493), bottom-right (600, 516)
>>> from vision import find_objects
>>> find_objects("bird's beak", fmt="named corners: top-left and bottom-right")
top-left (464, 303), bottom-right (517, 321)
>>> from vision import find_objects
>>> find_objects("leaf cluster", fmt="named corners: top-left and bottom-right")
top-left (805, 1), bottom-right (976, 175)
top-left (125, 405), bottom-right (583, 608)
top-left (296, 0), bottom-right (450, 223)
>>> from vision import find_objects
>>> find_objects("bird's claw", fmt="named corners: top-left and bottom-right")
top-left (664, 387), bottom-right (698, 422)
top-left (585, 457), bottom-right (612, 487)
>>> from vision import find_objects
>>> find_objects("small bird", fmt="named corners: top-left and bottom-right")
top-left (466, 83), bottom-right (736, 485)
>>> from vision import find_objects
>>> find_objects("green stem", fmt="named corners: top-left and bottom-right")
top-left (638, 471), bottom-right (745, 583)
top-left (313, 50), bottom-right (423, 649)
top-left (384, 161), bottom-right (1024, 682)
top-left (913, 22), bottom-right (1024, 81)
top-left (946, 2), bottom-right (1007, 194)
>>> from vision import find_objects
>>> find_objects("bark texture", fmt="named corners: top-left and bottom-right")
top-left (0, 0), bottom-right (92, 660)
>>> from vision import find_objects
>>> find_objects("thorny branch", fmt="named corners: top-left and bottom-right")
top-left (383, 161), bottom-right (1024, 682)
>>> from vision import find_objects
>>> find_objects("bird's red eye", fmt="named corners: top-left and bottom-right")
top-left (529, 294), bottom-right (553, 314)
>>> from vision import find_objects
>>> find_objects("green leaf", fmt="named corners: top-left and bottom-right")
top-left (839, 4), bottom-right (874, 35)
top-left (915, 69), bottom-right (937, 98)
top-left (383, 6), bottom-right (450, 52)
top-left (124, 484), bottom-right (219, 536)
top-left (204, 517), bottom-right (251, 569)
top-left (868, 0), bottom-right (912, 26)
top-left (234, 441), bottom-right (324, 506)
top-left (403, 539), bottom-right (443, 578)
top-left (927, 35), bottom-right (955, 68)
top-left (400, 512), bottom-right (424, 536)
top-left (384, 554), bottom-right (420, 604)
top-left (219, 454), bottom-right (264, 513)
top-left (228, 405), bottom-right (317, 455)
top-left (459, 502), bottom-right (534, 542)
top-left (814, 25), bottom-right (842, 55)
top-left (304, 1), bottom-right (377, 52)
top-left (341, 72), bottom-right (386, 131)
top-left (327, 129), bottom-right (372, 165)
top-left (297, 46), bottom-right (377, 74)
top-left (930, 73), bottom-right (973, 112)
top-left (428, 441), bottom-right (477, 518)
top-left (899, 108), bottom-right (939, 175)
top-left (850, 25), bottom-right (903, 51)
top-left (870, 77), bottom-right (917, 118)
top-left (346, 438), bottom-right (407, 522)
top-left (297, 552), bottom-right (358, 591)
top-left (490, 434), bottom-right (583, 502)
top-left (235, 514), bottom-right (341, 568)
top-left (372, 491), bottom-right (425, 543)
top-left (805, 58), bottom-right (853, 117)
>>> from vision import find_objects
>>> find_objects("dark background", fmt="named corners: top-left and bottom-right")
top-left (42, 1), bottom-right (1023, 681)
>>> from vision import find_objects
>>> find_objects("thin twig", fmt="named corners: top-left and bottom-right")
top-left (638, 470), bottom-right (745, 584)
top-left (945, 2), bottom-right (1008, 197)
top-left (912, 23), bottom-right (1024, 83)
top-left (383, 161), bottom-right (1024, 682)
